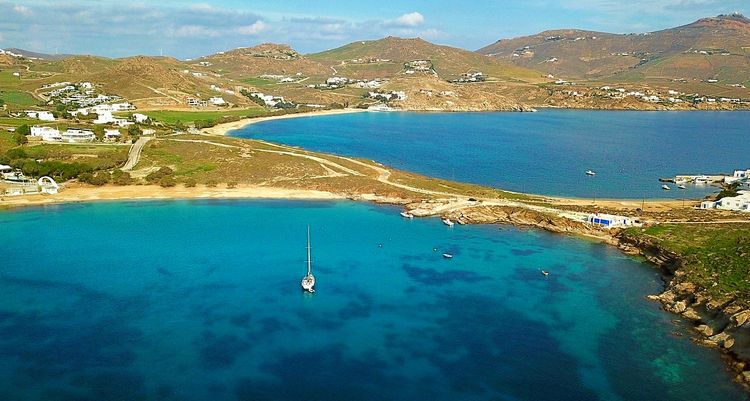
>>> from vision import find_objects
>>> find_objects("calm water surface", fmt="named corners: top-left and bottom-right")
top-left (233, 110), bottom-right (750, 199)
top-left (1, 200), bottom-right (746, 400)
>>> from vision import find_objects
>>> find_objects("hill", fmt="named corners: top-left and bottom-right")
top-left (478, 13), bottom-right (750, 84)
top-left (198, 43), bottom-right (330, 79)
top-left (310, 36), bottom-right (543, 82)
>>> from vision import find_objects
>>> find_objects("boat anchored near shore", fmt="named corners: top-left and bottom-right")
top-left (442, 218), bottom-right (455, 227)
top-left (586, 170), bottom-right (596, 176)
top-left (301, 226), bottom-right (316, 293)
top-left (662, 184), bottom-right (671, 191)
top-left (400, 211), bottom-right (414, 219)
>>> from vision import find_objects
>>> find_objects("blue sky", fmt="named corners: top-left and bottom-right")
top-left (0, 0), bottom-right (748, 59)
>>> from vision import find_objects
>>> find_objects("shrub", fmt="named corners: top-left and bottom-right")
top-left (111, 169), bottom-right (133, 185)
top-left (184, 178), bottom-right (197, 188)
top-left (227, 181), bottom-right (237, 189)
top-left (145, 166), bottom-right (174, 183)
top-left (159, 175), bottom-right (176, 187)
top-left (13, 133), bottom-right (27, 145)
top-left (206, 180), bottom-right (217, 188)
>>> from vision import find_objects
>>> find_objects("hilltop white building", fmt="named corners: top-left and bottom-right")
top-left (132, 113), bottom-right (149, 123)
top-left (62, 129), bottom-right (95, 143)
top-left (701, 191), bottom-right (750, 212)
top-left (30, 126), bottom-right (62, 142)
top-left (209, 97), bottom-right (226, 105)
top-left (25, 111), bottom-right (56, 121)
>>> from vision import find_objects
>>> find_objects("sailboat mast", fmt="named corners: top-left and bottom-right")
top-left (306, 226), bottom-right (312, 276)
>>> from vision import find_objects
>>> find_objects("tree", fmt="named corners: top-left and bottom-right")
top-left (16, 124), bottom-right (30, 136)
top-left (13, 132), bottom-right (28, 145)
top-left (93, 126), bottom-right (105, 141)
top-left (128, 125), bottom-right (143, 138)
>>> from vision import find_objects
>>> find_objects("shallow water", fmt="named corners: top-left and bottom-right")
top-left (233, 110), bottom-right (750, 199)
top-left (0, 200), bottom-right (746, 400)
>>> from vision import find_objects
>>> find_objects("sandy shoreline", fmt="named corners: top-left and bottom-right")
top-left (202, 108), bottom-right (368, 136)
top-left (0, 184), bottom-right (344, 209)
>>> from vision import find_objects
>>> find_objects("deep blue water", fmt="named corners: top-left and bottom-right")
top-left (233, 110), bottom-right (750, 199)
top-left (1, 200), bottom-right (747, 401)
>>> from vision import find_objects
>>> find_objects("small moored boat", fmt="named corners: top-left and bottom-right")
top-left (586, 170), bottom-right (596, 176)
top-left (301, 226), bottom-right (316, 293)
top-left (443, 253), bottom-right (453, 259)
top-left (400, 211), bottom-right (414, 219)
top-left (442, 218), bottom-right (454, 227)
top-left (662, 184), bottom-right (671, 190)
top-left (677, 184), bottom-right (686, 189)
top-left (541, 270), bottom-right (550, 276)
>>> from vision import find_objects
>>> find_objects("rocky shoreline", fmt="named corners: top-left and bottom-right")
top-left (391, 199), bottom-right (750, 391)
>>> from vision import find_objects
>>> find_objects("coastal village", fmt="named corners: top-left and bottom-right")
top-left (2, 11), bottom-right (750, 396)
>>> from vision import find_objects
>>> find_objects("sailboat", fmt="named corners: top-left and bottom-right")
top-left (301, 226), bottom-right (316, 293)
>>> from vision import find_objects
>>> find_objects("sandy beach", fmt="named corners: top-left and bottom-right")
top-left (202, 108), bottom-right (367, 136)
top-left (0, 184), bottom-right (343, 209)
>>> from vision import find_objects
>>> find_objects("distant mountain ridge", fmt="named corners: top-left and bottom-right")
top-left (1, 48), bottom-right (73, 60)
top-left (477, 13), bottom-right (750, 83)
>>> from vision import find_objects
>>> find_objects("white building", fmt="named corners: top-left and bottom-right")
top-left (25, 111), bottom-right (56, 121)
top-left (104, 129), bottom-right (121, 141)
top-left (586, 213), bottom-right (637, 228)
top-left (209, 97), bottom-right (226, 105)
top-left (715, 191), bottom-right (750, 212)
top-left (62, 129), bottom-right (95, 143)
top-left (132, 113), bottom-right (149, 123)
top-left (30, 126), bottom-right (62, 142)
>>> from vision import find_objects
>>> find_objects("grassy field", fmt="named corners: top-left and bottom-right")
top-left (0, 130), bottom-right (17, 152)
top-left (625, 224), bottom-right (750, 304)
top-left (0, 117), bottom-right (41, 127)
top-left (240, 77), bottom-right (276, 87)
top-left (0, 90), bottom-right (39, 107)
top-left (23, 143), bottom-right (130, 170)
top-left (143, 108), bottom-right (269, 125)
top-left (0, 71), bottom-right (22, 87)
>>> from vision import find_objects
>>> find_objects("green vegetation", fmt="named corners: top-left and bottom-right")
top-left (143, 108), bottom-right (268, 125)
top-left (0, 90), bottom-right (38, 107)
top-left (1, 143), bottom-right (129, 181)
top-left (240, 77), bottom-right (275, 86)
top-left (0, 117), bottom-right (40, 127)
top-left (625, 224), bottom-right (750, 304)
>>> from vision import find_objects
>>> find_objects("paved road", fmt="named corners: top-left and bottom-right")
top-left (122, 137), bottom-right (153, 171)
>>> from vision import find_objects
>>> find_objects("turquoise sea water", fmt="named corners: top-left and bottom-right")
top-left (233, 110), bottom-right (750, 199)
top-left (1, 200), bottom-right (746, 400)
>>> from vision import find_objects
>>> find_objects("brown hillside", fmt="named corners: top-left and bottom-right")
top-left (478, 14), bottom-right (750, 83)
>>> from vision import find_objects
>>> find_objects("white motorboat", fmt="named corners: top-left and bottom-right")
top-left (443, 253), bottom-right (453, 259)
top-left (677, 184), bottom-right (686, 189)
top-left (586, 170), bottom-right (596, 176)
top-left (400, 211), bottom-right (414, 219)
top-left (662, 184), bottom-right (671, 190)
top-left (301, 226), bottom-right (316, 293)
top-left (442, 218), bottom-right (454, 227)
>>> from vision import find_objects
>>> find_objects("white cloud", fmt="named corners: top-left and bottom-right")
top-left (13, 4), bottom-right (31, 16)
top-left (168, 25), bottom-right (221, 38)
top-left (236, 20), bottom-right (267, 35)
top-left (391, 12), bottom-right (425, 27)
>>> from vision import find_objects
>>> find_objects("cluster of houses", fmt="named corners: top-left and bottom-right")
top-left (42, 82), bottom-right (123, 108)
top-left (186, 97), bottom-right (226, 108)
top-left (29, 126), bottom-right (98, 143)
top-left (366, 91), bottom-right (407, 102)
top-left (685, 49), bottom-right (732, 56)
top-left (451, 72), bottom-right (485, 83)
top-left (245, 91), bottom-right (292, 108)
top-left (688, 169), bottom-right (750, 213)
top-left (308, 77), bottom-right (385, 90)
top-left (345, 58), bottom-right (391, 64)
top-left (404, 60), bottom-right (435, 75)
top-left (553, 83), bottom-right (748, 106)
